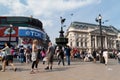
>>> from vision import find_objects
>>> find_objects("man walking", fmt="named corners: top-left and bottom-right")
top-left (65, 46), bottom-right (71, 65)
top-left (45, 42), bottom-right (54, 70)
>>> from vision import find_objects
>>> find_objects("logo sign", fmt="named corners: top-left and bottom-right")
top-left (19, 27), bottom-right (46, 40)
top-left (0, 27), bottom-right (18, 37)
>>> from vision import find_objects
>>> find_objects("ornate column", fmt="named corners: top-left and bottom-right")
top-left (88, 33), bottom-right (92, 53)
top-left (113, 39), bottom-right (116, 49)
top-left (95, 36), bottom-right (97, 49)
top-left (105, 36), bottom-right (108, 49)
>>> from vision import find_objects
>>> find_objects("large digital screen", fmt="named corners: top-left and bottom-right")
top-left (0, 27), bottom-right (18, 37)
top-left (19, 27), bottom-right (46, 40)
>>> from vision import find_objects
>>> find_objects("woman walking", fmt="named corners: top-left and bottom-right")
top-left (30, 39), bottom-right (39, 74)
top-left (58, 46), bottom-right (65, 66)
top-left (41, 48), bottom-right (46, 64)
top-left (0, 42), bottom-right (17, 72)
top-left (103, 49), bottom-right (108, 65)
top-left (25, 46), bottom-right (31, 64)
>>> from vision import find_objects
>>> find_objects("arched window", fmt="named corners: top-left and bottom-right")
top-left (76, 42), bottom-right (79, 47)
top-left (70, 42), bottom-right (72, 46)
top-left (85, 38), bottom-right (87, 47)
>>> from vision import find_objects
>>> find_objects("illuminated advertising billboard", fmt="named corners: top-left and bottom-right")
top-left (0, 27), bottom-right (18, 42)
top-left (0, 27), bottom-right (18, 48)
top-left (0, 27), bottom-right (18, 37)
top-left (19, 27), bottom-right (46, 40)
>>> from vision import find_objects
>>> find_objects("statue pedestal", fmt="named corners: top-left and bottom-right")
top-left (56, 37), bottom-right (68, 46)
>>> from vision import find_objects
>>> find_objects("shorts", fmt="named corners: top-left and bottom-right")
top-left (47, 54), bottom-right (54, 63)
top-left (2, 55), bottom-right (13, 62)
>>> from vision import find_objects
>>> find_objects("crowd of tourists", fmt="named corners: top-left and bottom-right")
top-left (0, 39), bottom-right (120, 74)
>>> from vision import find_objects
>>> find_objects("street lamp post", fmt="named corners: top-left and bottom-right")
top-left (9, 24), bottom-right (13, 45)
top-left (92, 36), bottom-right (95, 51)
top-left (95, 14), bottom-right (104, 63)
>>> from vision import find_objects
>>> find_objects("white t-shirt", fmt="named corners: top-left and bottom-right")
top-left (103, 51), bottom-right (108, 57)
top-left (117, 52), bottom-right (120, 58)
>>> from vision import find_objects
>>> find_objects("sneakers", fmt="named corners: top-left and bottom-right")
top-left (35, 68), bottom-right (39, 73)
top-left (45, 66), bottom-right (49, 70)
top-left (1, 68), bottom-right (17, 72)
top-left (1, 70), bottom-right (5, 72)
top-left (50, 66), bottom-right (52, 70)
top-left (30, 69), bottom-right (35, 74)
top-left (45, 66), bottom-right (53, 70)
top-left (30, 71), bottom-right (35, 74)
top-left (14, 68), bottom-right (17, 72)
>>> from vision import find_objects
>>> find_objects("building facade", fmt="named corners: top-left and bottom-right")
top-left (65, 22), bottom-right (120, 53)
top-left (0, 16), bottom-right (50, 49)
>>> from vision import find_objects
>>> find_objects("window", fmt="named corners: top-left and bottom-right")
top-left (81, 35), bottom-right (83, 37)
top-left (81, 38), bottom-right (83, 41)
top-left (76, 42), bottom-right (79, 47)
top-left (85, 42), bottom-right (87, 47)
top-left (70, 42), bottom-right (72, 46)
top-left (0, 18), bottom-right (7, 24)
top-left (81, 42), bottom-right (83, 47)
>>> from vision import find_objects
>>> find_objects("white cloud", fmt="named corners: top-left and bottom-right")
top-left (42, 19), bottom-right (53, 28)
top-left (26, 0), bottom-right (101, 16)
top-left (0, 0), bottom-right (28, 15)
top-left (0, 0), bottom-right (101, 43)
top-left (0, 0), bottom-right (101, 31)
top-left (0, 0), bottom-right (101, 16)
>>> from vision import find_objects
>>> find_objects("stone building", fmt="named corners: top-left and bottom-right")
top-left (65, 21), bottom-right (120, 53)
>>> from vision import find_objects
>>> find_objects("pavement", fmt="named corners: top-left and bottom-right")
top-left (0, 59), bottom-right (120, 80)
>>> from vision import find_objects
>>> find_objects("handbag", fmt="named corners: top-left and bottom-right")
top-left (43, 57), bottom-right (48, 62)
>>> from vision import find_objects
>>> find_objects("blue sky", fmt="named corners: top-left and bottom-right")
top-left (0, 0), bottom-right (120, 44)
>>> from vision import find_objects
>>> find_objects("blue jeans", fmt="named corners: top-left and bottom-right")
top-left (66, 56), bottom-right (70, 65)
top-left (19, 53), bottom-right (24, 63)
